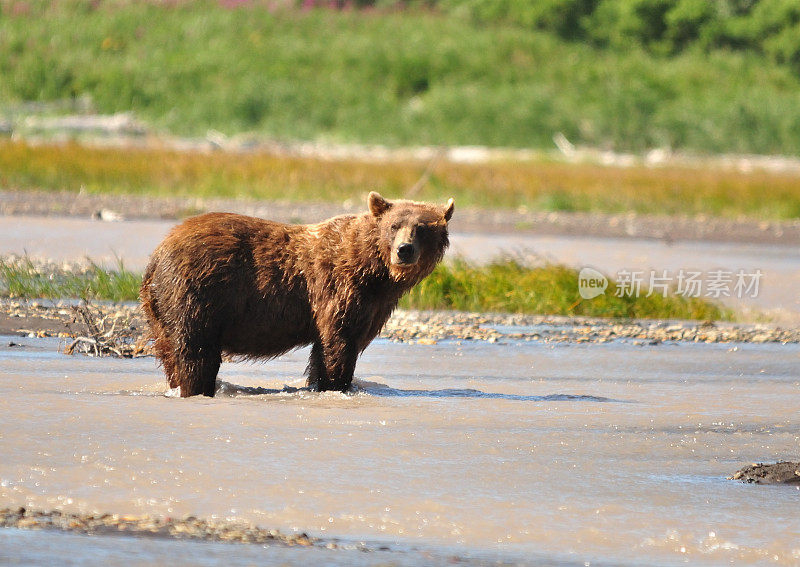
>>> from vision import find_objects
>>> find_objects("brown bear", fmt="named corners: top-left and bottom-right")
top-left (140, 192), bottom-right (454, 397)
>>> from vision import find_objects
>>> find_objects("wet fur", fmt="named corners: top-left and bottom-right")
top-left (140, 194), bottom-right (453, 396)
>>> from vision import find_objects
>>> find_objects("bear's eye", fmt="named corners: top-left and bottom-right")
top-left (390, 222), bottom-right (403, 231)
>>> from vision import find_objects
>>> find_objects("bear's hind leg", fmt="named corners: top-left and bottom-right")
top-left (175, 350), bottom-right (221, 397)
top-left (152, 331), bottom-right (180, 390)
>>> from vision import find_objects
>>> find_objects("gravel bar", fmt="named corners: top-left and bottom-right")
top-left (0, 507), bottom-right (322, 547)
top-left (2, 298), bottom-right (798, 350)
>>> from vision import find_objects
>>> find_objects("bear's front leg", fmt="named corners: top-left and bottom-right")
top-left (305, 342), bottom-right (330, 391)
top-left (305, 338), bottom-right (357, 392)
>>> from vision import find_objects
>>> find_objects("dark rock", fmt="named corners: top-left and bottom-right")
top-left (730, 462), bottom-right (800, 484)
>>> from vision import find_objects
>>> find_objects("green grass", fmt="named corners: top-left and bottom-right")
top-left (400, 259), bottom-right (729, 320)
top-left (3, 2), bottom-right (800, 155)
top-left (0, 255), bottom-right (729, 321)
top-left (0, 257), bottom-right (141, 303)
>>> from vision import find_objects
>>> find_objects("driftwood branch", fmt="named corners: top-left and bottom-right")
top-left (62, 301), bottom-right (148, 358)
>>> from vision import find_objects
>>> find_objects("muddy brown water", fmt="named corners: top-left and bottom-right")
top-left (1, 335), bottom-right (798, 565)
top-left (1, 215), bottom-right (798, 323)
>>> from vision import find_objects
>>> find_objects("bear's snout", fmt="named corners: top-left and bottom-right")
top-left (391, 225), bottom-right (421, 266)
top-left (396, 242), bottom-right (417, 264)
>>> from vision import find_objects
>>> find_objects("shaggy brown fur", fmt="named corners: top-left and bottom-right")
top-left (140, 192), bottom-right (454, 397)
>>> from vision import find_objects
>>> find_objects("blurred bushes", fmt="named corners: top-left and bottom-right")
top-left (348, 0), bottom-right (800, 71)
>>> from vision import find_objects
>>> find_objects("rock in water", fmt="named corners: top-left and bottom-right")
top-left (729, 462), bottom-right (800, 484)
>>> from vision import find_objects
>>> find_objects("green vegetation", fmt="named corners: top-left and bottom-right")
top-left (400, 259), bottom-right (729, 320)
top-left (437, 0), bottom-right (800, 70)
top-left (1, 255), bottom-right (728, 320)
top-left (4, 140), bottom-right (800, 219)
top-left (0, 257), bottom-right (141, 303)
top-left (3, 1), bottom-right (800, 155)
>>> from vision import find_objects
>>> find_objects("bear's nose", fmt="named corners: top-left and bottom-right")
top-left (396, 243), bottom-right (416, 263)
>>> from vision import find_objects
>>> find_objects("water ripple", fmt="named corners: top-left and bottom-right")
top-left (363, 386), bottom-right (625, 403)
top-left (99, 380), bottom-right (628, 403)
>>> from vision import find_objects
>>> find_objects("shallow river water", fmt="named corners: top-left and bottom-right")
top-left (1, 335), bottom-right (798, 566)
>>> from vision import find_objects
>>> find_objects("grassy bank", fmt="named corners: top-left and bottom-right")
top-left (0, 257), bottom-right (140, 304)
top-left (4, 140), bottom-right (800, 220)
top-left (399, 259), bottom-right (728, 320)
top-left (3, 2), bottom-right (800, 155)
top-left (0, 256), bottom-right (729, 321)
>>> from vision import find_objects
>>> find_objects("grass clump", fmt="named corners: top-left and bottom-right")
top-left (0, 257), bottom-right (140, 302)
top-left (400, 259), bottom-right (730, 320)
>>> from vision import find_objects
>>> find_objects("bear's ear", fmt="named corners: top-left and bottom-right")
top-left (443, 197), bottom-right (455, 222)
top-left (368, 191), bottom-right (392, 218)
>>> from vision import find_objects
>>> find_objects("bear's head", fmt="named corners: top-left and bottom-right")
top-left (368, 191), bottom-right (454, 284)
